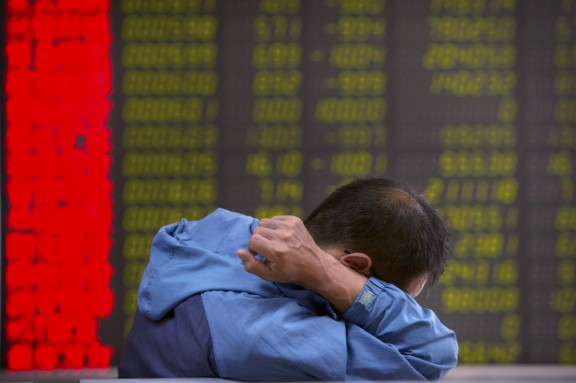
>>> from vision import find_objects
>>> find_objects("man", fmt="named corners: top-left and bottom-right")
top-left (119, 178), bottom-right (458, 381)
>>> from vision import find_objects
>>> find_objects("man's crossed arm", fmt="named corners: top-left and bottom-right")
top-left (235, 215), bottom-right (458, 381)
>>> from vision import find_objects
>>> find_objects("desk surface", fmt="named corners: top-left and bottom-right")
top-left (86, 365), bottom-right (576, 382)
top-left (1, 365), bottom-right (576, 382)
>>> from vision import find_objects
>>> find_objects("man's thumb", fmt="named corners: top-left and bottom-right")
top-left (237, 249), bottom-right (271, 280)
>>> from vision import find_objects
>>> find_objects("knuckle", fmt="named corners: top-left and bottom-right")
top-left (278, 231), bottom-right (292, 242)
top-left (286, 217), bottom-right (301, 230)
top-left (274, 244), bottom-right (289, 256)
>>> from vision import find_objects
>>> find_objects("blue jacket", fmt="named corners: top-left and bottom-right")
top-left (119, 209), bottom-right (458, 380)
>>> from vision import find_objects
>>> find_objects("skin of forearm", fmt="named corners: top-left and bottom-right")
top-left (300, 253), bottom-right (368, 313)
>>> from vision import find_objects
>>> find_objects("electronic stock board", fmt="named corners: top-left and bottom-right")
top-left (2, 0), bottom-right (575, 369)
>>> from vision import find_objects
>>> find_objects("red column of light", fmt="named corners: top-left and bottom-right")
top-left (4, 0), bottom-right (114, 369)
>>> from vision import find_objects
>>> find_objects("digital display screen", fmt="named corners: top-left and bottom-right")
top-left (2, 0), bottom-right (575, 369)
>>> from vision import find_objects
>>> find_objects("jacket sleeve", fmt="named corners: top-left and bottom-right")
top-left (340, 277), bottom-right (458, 380)
top-left (202, 279), bottom-right (457, 382)
top-left (201, 290), bottom-right (349, 381)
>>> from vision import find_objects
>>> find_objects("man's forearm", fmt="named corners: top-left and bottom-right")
top-left (300, 255), bottom-right (368, 312)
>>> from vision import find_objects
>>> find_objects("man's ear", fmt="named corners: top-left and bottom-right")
top-left (339, 253), bottom-right (372, 276)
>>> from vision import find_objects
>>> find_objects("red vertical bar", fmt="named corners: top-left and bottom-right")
top-left (4, 0), bottom-right (113, 369)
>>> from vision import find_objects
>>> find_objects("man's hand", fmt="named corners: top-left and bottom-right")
top-left (237, 216), bottom-right (368, 312)
top-left (237, 216), bottom-right (333, 287)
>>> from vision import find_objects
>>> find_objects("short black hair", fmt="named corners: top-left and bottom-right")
top-left (304, 178), bottom-right (450, 292)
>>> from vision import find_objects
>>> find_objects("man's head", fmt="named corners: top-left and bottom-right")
top-left (304, 178), bottom-right (450, 297)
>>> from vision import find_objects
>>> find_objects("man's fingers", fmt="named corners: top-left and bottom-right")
top-left (236, 248), bottom-right (256, 266)
top-left (270, 215), bottom-right (297, 221)
top-left (255, 221), bottom-right (301, 244)
top-left (237, 249), bottom-right (273, 281)
top-left (249, 232), bottom-right (290, 262)
top-left (258, 218), bottom-right (280, 229)
top-left (259, 215), bottom-right (303, 229)
top-left (252, 226), bottom-right (278, 241)
top-left (248, 232), bottom-right (270, 252)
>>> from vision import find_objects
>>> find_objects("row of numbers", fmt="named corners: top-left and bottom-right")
top-left (419, 0), bottom-right (521, 362)
top-left (119, 0), bottom-right (219, 342)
